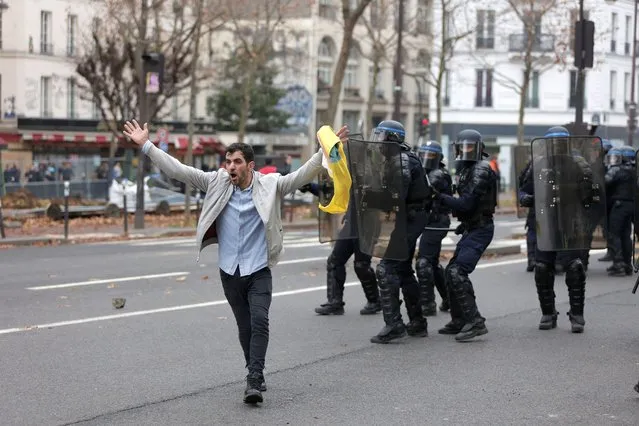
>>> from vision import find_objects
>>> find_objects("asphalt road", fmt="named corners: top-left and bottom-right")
top-left (1, 225), bottom-right (638, 425)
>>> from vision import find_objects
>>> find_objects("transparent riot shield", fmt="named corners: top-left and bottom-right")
top-left (317, 168), bottom-right (356, 242)
top-left (347, 138), bottom-right (409, 260)
top-left (531, 136), bottom-right (606, 251)
top-left (512, 144), bottom-right (532, 219)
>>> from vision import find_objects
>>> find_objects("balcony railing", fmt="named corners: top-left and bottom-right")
top-left (508, 34), bottom-right (555, 53)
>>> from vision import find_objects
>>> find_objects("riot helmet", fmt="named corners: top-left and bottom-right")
top-left (601, 138), bottom-right (612, 154)
top-left (620, 145), bottom-right (636, 164)
top-left (418, 140), bottom-right (443, 170)
top-left (453, 129), bottom-right (484, 163)
top-left (370, 120), bottom-right (405, 143)
top-left (607, 148), bottom-right (623, 166)
top-left (544, 125), bottom-right (571, 156)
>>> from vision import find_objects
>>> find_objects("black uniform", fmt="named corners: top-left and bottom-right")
top-left (518, 161), bottom-right (536, 272)
top-left (415, 165), bottom-right (452, 315)
top-left (604, 162), bottom-right (634, 275)
top-left (300, 183), bottom-right (382, 315)
top-left (371, 143), bottom-right (430, 343)
top-left (438, 160), bottom-right (496, 341)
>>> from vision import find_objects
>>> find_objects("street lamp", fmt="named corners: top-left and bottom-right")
top-left (628, 0), bottom-right (638, 147)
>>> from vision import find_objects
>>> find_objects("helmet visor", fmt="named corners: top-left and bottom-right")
top-left (419, 150), bottom-right (441, 170)
top-left (369, 127), bottom-right (404, 143)
top-left (608, 153), bottom-right (622, 166)
top-left (455, 140), bottom-right (479, 161)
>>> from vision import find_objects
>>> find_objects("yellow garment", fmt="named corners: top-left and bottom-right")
top-left (316, 125), bottom-right (351, 214)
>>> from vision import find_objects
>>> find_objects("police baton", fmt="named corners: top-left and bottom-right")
top-left (424, 226), bottom-right (456, 232)
top-left (632, 275), bottom-right (639, 294)
top-left (63, 181), bottom-right (70, 241)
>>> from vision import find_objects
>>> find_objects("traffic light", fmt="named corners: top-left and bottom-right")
top-left (420, 115), bottom-right (429, 137)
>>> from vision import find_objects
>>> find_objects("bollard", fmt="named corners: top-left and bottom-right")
top-left (0, 197), bottom-right (5, 239)
top-left (63, 181), bottom-right (70, 241)
top-left (123, 187), bottom-right (129, 236)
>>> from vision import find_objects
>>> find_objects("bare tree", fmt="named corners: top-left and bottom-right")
top-left (75, 0), bottom-right (217, 160)
top-left (359, 0), bottom-right (402, 136)
top-left (473, 0), bottom-right (572, 144)
top-left (323, 0), bottom-right (373, 127)
top-left (404, 0), bottom-right (475, 143)
top-left (219, 0), bottom-right (306, 143)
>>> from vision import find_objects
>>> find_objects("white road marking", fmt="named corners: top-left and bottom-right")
top-left (26, 272), bottom-right (191, 291)
top-left (4, 258), bottom-right (528, 335)
top-left (26, 257), bottom-right (328, 291)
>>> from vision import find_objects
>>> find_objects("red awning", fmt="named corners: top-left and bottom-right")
top-left (23, 132), bottom-right (113, 144)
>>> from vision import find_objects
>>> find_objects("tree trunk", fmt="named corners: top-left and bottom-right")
top-left (323, 21), bottom-right (356, 127)
top-left (435, 3), bottom-right (447, 145)
top-left (518, 37), bottom-right (533, 145)
top-left (237, 64), bottom-right (256, 144)
top-left (184, 0), bottom-right (203, 226)
top-left (365, 52), bottom-right (381, 137)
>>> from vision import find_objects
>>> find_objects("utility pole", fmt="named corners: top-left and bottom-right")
top-left (574, 0), bottom-right (585, 126)
top-left (628, 0), bottom-right (638, 147)
top-left (392, 0), bottom-right (404, 121)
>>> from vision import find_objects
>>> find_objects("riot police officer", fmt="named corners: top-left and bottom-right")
top-left (597, 139), bottom-right (614, 262)
top-left (302, 181), bottom-right (382, 315)
top-left (369, 120), bottom-right (430, 344)
top-left (520, 126), bottom-right (590, 333)
top-left (434, 129), bottom-right (496, 341)
top-left (415, 141), bottom-right (452, 315)
top-left (604, 147), bottom-right (635, 276)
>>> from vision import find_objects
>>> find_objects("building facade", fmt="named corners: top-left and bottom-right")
top-left (430, 0), bottom-right (637, 189)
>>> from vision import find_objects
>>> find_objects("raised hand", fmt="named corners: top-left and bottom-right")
top-left (335, 125), bottom-right (349, 144)
top-left (123, 119), bottom-right (150, 147)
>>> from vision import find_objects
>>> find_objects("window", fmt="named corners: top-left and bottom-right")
top-left (626, 15), bottom-right (632, 55)
top-left (369, 66), bottom-right (384, 99)
top-left (624, 72), bottom-right (630, 108)
top-left (610, 70), bottom-right (617, 110)
top-left (319, 0), bottom-right (335, 20)
top-left (40, 11), bottom-right (52, 54)
top-left (67, 14), bottom-right (77, 56)
top-left (611, 13), bottom-right (618, 53)
top-left (344, 47), bottom-right (359, 90)
top-left (525, 71), bottom-right (539, 108)
top-left (67, 78), bottom-right (76, 118)
top-left (569, 70), bottom-right (587, 108)
top-left (318, 38), bottom-right (334, 90)
top-left (475, 69), bottom-right (493, 107)
top-left (476, 10), bottom-right (495, 49)
top-left (524, 11), bottom-right (542, 39)
top-left (41, 76), bottom-right (52, 117)
top-left (342, 110), bottom-right (360, 132)
top-left (369, 1), bottom-right (384, 29)
top-left (415, 0), bottom-right (428, 35)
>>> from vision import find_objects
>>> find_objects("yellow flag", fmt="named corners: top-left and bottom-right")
top-left (316, 125), bottom-right (351, 214)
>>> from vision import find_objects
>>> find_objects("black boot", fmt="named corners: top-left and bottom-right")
top-left (534, 262), bottom-right (558, 330)
top-left (608, 261), bottom-right (629, 277)
top-left (566, 259), bottom-right (586, 333)
top-left (598, 250), bottom-right (612, 262)
top-left (634, 380), bottom-right (639, 393)
top-left (354, 260), bottom-right (381, 315)
top-left (434, 265), bottom-right (449, 312)
top-left (315, 259), bottom-right (345, 315)
top-left (243, 373), bottom-right (263, 404)
top-left (416, 258), bottom-right (437, 317)
top-left (404, 296), bottom-right (428, 337)
top-left (371, 269), bottom-right (406, 344)
top-left (446, 264), bottom-right (487, 341)
top-left (438, 269), bottom-right (463, 334)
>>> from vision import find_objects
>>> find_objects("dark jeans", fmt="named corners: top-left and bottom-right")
top-left (220, 266), bottom-right (272, 375)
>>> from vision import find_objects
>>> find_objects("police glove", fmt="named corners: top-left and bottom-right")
top-left (298, 183), bottom-right (312, 193)
top-left (520, 194), bottom-right (534, 208)
top-left (454, 223), bottom-right (465, 235)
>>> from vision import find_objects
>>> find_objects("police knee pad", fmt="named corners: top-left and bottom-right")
top-left (445, 264), bottom-right (465, 288)
top-left (326, 252), bottom-right (341, 272)
top-left (565, 258), bottom-right (585, 283)
top-left (534, 262), bottom-right (553, 280)
top-left (353, 260), bottom-right (372, 276)
top-left (415, 257), bottom-right (434, 280)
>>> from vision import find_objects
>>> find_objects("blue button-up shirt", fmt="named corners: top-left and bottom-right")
top-left (216, 174), bottom-right (268, 277)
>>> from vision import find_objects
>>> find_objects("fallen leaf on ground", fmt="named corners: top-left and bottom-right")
top-left (176, 276), bottom-right (186, 282)
top-left (107, 283), bottom-right (116, 289)
top-left (201, 275), bottom-right (209, 280)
